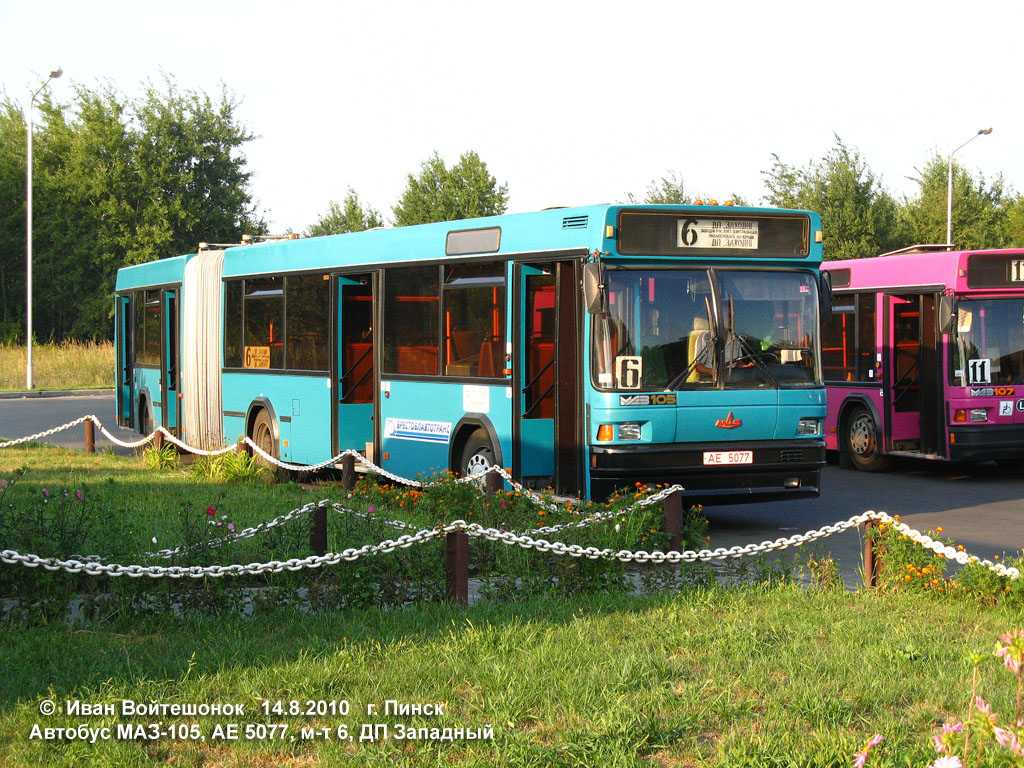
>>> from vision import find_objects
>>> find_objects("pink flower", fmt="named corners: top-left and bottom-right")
top-left (227, 523), bottom-right (235, 533)
top-left (996, 629), bottom-right (1024, 675)
top-left (994, 726), bottom-right (1023, 755)
top-left (75, 490), bottom-right (83, 500)
top-left (976, 696), bottom-right (997, 723)
top-left (367, 506), bottom-right (375, 514)
top-left (42, 488), bottom-right (49, 498)
top-left (928, 757), bottom-right (962, 768)
top-left (206, 506), bottom-right (216, 517)
top-left (853, 734), bottom-right (883, 767)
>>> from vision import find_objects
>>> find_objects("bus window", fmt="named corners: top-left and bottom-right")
top-left (133, 290), bottom-right (161, 366)
top-left (443, 263), bottom-right (505, 378)
top-left (286, 274), bottom-right (330, 371)
top-left (593, 269), bottom-right (717, 389)
top-left (952, 297), bottom-right (1024, 386)
top-left (243, 277), bottom-right (284, 369)
top-left (224, 280), bottom-right (243, 368)
top-left (383, 266), bottom-right (439, 375)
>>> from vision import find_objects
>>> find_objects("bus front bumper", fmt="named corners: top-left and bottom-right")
top-left (949, 424), bottom-right (1024, 462)
top-left (588, 439), bottom-right (825, 505)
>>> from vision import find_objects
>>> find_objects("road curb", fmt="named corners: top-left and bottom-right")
top-left (0, 389), bottom-right (114, 400)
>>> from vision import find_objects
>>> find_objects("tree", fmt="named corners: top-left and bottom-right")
top-left (392, 150), bottom-right (508, 226)
top-left (900, 153), bottom-right (1015, 250)
top-left (762, 137), bottom-right (906, 260)
top-left (306, 188), bottom-right (383, 236)
top-left (0, 98), bottom-right (26, 341)
top-left (0, 78), bottom-right (264, 341)
top-left (628, 171), bottom-right (748, 206)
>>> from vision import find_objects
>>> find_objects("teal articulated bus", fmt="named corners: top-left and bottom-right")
top-left (114, 204), bottom-right (830, 503)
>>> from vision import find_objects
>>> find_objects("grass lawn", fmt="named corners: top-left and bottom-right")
top-left (1, 443), bottom-right (1022, 766)
top-left (0, 342), bottom-right (113, 392)
top-left (0, 589), bottom-right (1020, 767)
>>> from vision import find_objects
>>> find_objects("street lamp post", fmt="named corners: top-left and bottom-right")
top-left (946, 127), bottom-right (992, 247)
top-left (25, 67), bottom-right (62, 390)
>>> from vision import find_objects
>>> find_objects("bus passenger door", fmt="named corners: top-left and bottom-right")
top-left (514, 261), bottom-right (583, 496)
top-left (886, 293), bottom-right (940, 456)
top-left (161, 289), bottom-right (179, 433)
top-left (116, 294), bottom-right (133, 427)
top-left (334, 273), bottom-right (376, 459)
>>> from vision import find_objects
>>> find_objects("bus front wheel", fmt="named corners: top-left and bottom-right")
top-left (460, 430), bottom-right (495, 483)
top-left (845, 407), bottom-right (889, 472)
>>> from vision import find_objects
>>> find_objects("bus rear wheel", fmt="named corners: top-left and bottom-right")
top-left (250, 409), bottom-right (278, 470)
top-left (460, 430), bottom-right (495, 484)
top-left (845, 407), bottom-right (889, 472)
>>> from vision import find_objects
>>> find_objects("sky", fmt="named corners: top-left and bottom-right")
top-left (1, 0), bottom-right (1021, 235)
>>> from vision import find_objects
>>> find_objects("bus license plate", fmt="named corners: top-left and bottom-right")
top-left (703, 450), bottom-right (753, 466)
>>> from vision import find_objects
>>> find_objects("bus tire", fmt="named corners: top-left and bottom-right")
top-left (250, 409), bottom-right (279, 471)
top-left (460, 429), bottom-right (495, 482)
top-left (844, 406), bottom-right (889, 472)
top-left (138, 397), bottom-right (152, 437)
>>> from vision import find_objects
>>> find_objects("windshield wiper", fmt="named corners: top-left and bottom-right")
top-left (731, 332), bottom-right (779, 388)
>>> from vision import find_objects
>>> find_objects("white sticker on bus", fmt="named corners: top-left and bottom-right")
top-left (967, 358), bottom-right (992, 385)
top-left (1000, 401), bottom-right (1014, 417)
top-left (384, 418), bottom-right (452, 444)
top-left (677, 218), bottom-right (758, 249)
top-left (463, 385), bottom-right (490, 414)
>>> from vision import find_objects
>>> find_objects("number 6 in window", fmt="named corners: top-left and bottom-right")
top-left (615, 356), bottom-right (643, 389)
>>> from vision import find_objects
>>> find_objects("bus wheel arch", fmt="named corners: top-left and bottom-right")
top-left (450, 415), bottom-right (503, 479)
top-left (841, 401), bottom-right (889, 472)
top-left (245, 398), bottom-right (281, 469)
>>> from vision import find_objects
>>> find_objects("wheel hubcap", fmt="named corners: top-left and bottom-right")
top-left (466, 451), bottom-right (493, 476)
top-left (849, 417), bottom-right (872, 456)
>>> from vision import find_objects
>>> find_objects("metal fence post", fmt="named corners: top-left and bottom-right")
top-left (664, 489), bottom-right (684, 552)
top-left (446, 530), bottom-right (469, 606)
top-left (310, 502), bottom-right (328, 557)
top-left (84, 418), bottom-right (95, 454)
top-left (863, 520), bottom-right (881, 588)
top-left (484, 466), bottom-right (502, 495)
top-left (341, 454), bottom-right (356, 491)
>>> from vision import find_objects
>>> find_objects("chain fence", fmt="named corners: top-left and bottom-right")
top-left (2, 415), bottom-right (1020, 586)
top-left (1, 507), bottom-right (1019, 581)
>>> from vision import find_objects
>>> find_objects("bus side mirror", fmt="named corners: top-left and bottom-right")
top-left (583, 262), bottom-right (609, 315)
top-left (938, 295), bottom-right (956, 335)
top-left (819, 272), bottom-right (833, 324)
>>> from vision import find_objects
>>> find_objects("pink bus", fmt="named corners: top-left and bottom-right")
top-left (822, 246), bottom-right (1024, 471)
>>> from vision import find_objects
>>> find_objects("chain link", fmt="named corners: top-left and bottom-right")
top-left (4, 509), bottom-right (1019, 581)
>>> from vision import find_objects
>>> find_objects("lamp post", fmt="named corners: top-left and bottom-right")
top-left (946, 127), bottom-right (992, 247)
top-left (25, 67), bottom-right (62, 390)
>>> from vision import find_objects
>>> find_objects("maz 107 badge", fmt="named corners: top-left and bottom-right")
top-left (678, 218), bottom-right (758, 249)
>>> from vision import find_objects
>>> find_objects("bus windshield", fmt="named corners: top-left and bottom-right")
top-left (952, 297), bottom-right (1024, 386)
top-left (592, 268), bottom-right (821, 390)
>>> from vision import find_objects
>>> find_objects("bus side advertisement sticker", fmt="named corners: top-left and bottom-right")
top-left (384, 418), bottom-right (453, 444)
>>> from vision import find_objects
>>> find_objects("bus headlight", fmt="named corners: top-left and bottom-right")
top-left (797, 418), bottom-right (820, 436)
top-left (618, 422), bottom-right (643, 441)
top-left (970, 408), bottom-right (988, 422)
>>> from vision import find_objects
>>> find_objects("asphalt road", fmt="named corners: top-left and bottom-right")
top-left (0, 392), bottom-right (137, 455)
top-left (2, 393), bottom-right (1021, 586)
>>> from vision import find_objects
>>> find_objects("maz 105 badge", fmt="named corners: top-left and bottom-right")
top-left (619, 393), bottom-right (677, 406)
